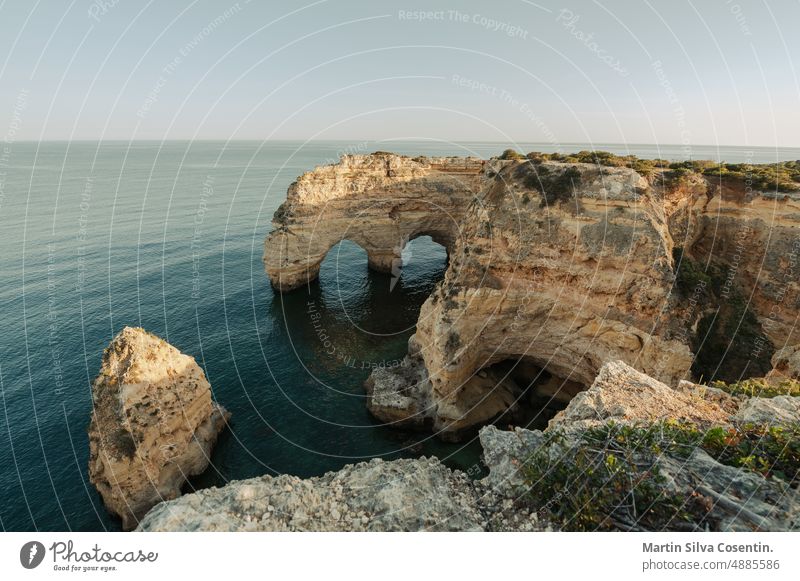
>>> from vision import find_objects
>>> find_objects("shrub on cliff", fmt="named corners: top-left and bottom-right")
top-left (701, 161), bottom-right (800, 192)
top-left (671, 247), bottom-right (773, 383)
top-left (709, 378), bottom-right (800, 399)
top-left (520, 422), bottom-right (695, 531)
top-left (521, 420), bottom-right (800, 531)
top-left (499, 149), bottom-right (526, 160)
top-left (535, 166), bottom-right (582, 207)
top-left (672, 247), bottom-right (711, 296)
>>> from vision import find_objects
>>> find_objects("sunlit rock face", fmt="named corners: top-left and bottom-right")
top-left (263, 153), bottom-right (484, 291)
top-left (137, 361), bottom-right (800, 532)
top-left (264, 153), bottom-right (800, 439)
top-left (88, 327), bottom-right (229, 530)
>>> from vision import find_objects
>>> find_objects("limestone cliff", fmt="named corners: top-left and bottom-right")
top-left (264, 152), bottom-right (800, 439)
top-left (88, 327), bottom-right (230, 530)
top-left (263, 153), bottom-right (483, 291)
top-left (137, 360), bottom-right (800, 532)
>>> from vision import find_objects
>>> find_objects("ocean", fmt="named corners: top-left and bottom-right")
top-left (2, 140), bottom-right (798, 531)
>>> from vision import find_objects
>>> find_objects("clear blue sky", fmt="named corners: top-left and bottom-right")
top-left (0, 0), bottom-right (797, 146)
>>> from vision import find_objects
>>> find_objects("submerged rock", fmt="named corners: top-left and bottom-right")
top-left (88, 327), bottom-right (230, 530)
top-left (364, 354), bottom-right (431, 430)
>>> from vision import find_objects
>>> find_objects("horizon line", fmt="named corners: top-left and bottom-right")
top-left (7, 139), bottom-right (800, 150)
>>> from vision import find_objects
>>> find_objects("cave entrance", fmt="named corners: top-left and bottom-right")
top-left (470, 356), bottom-right (587, 431)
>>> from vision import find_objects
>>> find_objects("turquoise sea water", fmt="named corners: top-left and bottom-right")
top-left (2, 140), bottom-right (799, 532)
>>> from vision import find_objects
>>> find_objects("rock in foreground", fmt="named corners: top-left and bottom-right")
top-left (137, 457), bottom-right (484, 531)
top-left (548, 360), bottom-right (736, 430)
top-left (136, 360), bottom-right (799, 532)
top-left (88, 327), bottom-right (230, 530)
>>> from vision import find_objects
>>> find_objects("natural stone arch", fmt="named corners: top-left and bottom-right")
top-left (267, 152), bottom-right (800, 441)
top-left (405, 228), bottom-right (456, 253)
top-left (263, 153), bottom-right (483, 291)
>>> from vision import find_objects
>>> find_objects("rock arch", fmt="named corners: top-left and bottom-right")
top-left (266, 153), bottom-right (800, 440)
top-left (263, 154), bottom-right (483, 291)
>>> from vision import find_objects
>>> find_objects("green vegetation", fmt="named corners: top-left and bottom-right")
top-left (521, 422), bottom-right (695, 531)
top-left (672, 247), bottom-right (711, 295)
top-left (516, 163), bottom-right (581, 207)
top-left (701, 423), bottom-right (800, 483)
top-left (524, 150), bottom-right (669, 177)
top-left (671, 247), bottom-right (774, 383)
top-left (111, 428), bottom-right (137, 458)
top-left (682, 160), bottom-right (800, 192)
top-left (522, 420), bottom-right (800, 531)
top-left (509, 150), bottom-right (800, 192)
top-left (663, 167), bottom-right (694, 188)
top-left (499, 148), bottom-right (526, 160)
top-left (709, 378), bottom-right (800, 398)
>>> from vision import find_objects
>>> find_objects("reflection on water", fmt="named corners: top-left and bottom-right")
top-left (191, 235), bottom-right (486, 505)
top-left (275, 237), bottom-right (447, 375)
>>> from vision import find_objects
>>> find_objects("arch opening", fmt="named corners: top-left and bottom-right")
top-left (311, 237), bottom-right (448, 336)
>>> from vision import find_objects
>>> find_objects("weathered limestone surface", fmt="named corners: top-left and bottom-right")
top-left (263, 153), bottom-right (483, 291)
top-left (137, 457), bottom-right (485, 532)
top-left (264, 153), bottom-right (800, 438)
top-left (138, 361), bottom-right (799, 532)
top-left (548, 360), bottom-right (735, 430)
top-left (88, 327), bottom-right (230, 530)
top-left (768, 344), bottom-right (800, 381)
top-left (735, 396), bottom-right (800, 426)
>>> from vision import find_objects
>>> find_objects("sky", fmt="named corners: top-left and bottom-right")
top-left (0, 0), bottom-right (798, 146)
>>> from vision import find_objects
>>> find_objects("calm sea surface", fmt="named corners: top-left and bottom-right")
top-left (2, 140), bottom-right (798, 531)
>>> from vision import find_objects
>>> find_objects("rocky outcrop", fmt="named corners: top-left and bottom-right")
top-left (88, 327), bottom-right (230, 530)
top-left (548, 360), bottom-right (735, 430)
top-left (264, 152), bottom-right (800, 438)
top-left (137, 457), bottom-right (484, 532)
top-left (768, 344), bottom-right (800, 381)
top-left (263, 153), bottom-right (483, 291)
top-left (735, 396), bottom-right (800, 425)
top-left (137, 360), bottom-right (799, 532)
top-left (137, 454), bottom-right (552, 532)
top-left (657, 448), bottom-right (800, 531)
top-left (478, 360), bottom-right (800, 532)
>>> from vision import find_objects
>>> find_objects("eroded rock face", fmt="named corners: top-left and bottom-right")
top-left (137, 361), bottom-right (799, 532)
top-left (137, 457), bottom-right (484, 532)
top-left (264, 153), bottom-right (800, 438)
top-left (88, 327), bottom-right (230, 530)
top-left (768, 344), bottom-right (800, 381)
top-left (548, 360), bottom-right (735, 430)
top-left (263, 153), bottom-right (483, 291)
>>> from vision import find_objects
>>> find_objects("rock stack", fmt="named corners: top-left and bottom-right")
top-left (88, 327), bottom-right (230, 530)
